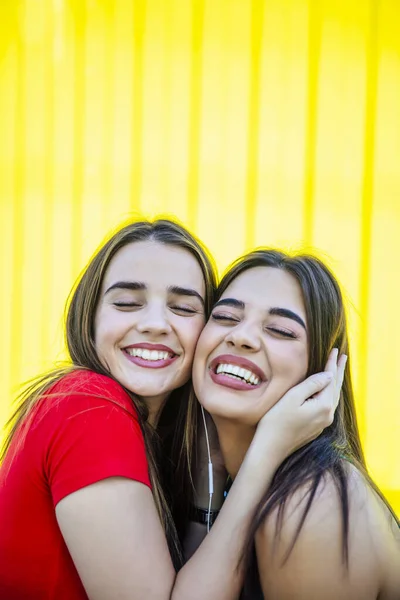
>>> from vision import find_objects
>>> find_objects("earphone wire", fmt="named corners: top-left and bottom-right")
top-left (200, 405), bottom-right (213, 533)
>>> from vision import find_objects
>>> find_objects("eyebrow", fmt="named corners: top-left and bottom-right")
top-left (105, 281), bottom-right (204, 306)
top-left (168, 285), bottom-right (204, 306)
top-left (213, 298), bottom-right (306, 330)
top-left (213, 298), bottom-right (245, 310)
top-left (105, 281), bottom-right (146, 294)
top-left (269, 307), bottom-right (306, 330)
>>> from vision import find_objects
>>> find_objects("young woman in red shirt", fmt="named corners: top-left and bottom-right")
top-left (0, 220), bottom-right (344, 599)
top-left (193, 249), bottom-right (400, 600)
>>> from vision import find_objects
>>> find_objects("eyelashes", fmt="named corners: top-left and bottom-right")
top-left (113, 302), bottom-right (141, 308)
top-left (268, 328), bottom-right (297, 339)
top-left (172, 306), bottom-right (199, 314)
top-left (113, 302), bottom-right (198, 314)
top-left (211, 313), bottom-right (238, 322)
top-left (211, 313), bottom-right (298, 339)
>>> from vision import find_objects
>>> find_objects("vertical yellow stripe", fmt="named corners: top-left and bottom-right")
top-left (357, 0), bottom-right (379, 441)
top-left (102, 2), bottom-right (116, 223)
top-left (0, 26), bottom-right (17, 429)
top-left (130, 0), bottom-right (146, 211)
top-left (244, 0), bottom-right (264, 251)
top-left (71, 0), bottom-right (86, 278)
top-left (10, 3), bottom-right (27, 389)
top-left (186, 0), bottom-right (205, 232)
top-left (41, 0), bottom-right (55, 360)
top-left (303, 0), bottom-right (321, 245)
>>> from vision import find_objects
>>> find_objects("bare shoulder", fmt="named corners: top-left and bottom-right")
top-left (255, 463), bottom-right (400, 600)
top-left (346, 465), bottom-right (400, 599)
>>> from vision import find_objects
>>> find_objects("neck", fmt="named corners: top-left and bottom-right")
top-left (143, 394), bottom-right (169, 427)
top-left (212, 416), bottom-right (256, 479)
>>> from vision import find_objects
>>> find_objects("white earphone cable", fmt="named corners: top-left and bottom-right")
top-left (200, 405), bottom-right (214, 533)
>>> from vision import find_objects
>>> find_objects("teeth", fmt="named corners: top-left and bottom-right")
top-left (126, 348), bottom-right (170, 361)
top-left (215, 363), bottom-right (261, 385)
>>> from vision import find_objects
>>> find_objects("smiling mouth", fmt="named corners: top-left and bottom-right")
top-left (125, 348), bottom-right (174, 361)
top-left (215, 363), bottom-right (260, 385)
top-left (122, 346), bottom-right (177, 369)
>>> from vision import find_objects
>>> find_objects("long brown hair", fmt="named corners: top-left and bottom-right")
top-left (216, 249), bottom-right (399, 597)
top-left (1, 218), bottom-right (217, 569)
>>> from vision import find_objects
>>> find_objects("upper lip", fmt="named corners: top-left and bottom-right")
top-left (123, 343), bottom-right (177, 355)
top-left (209, 354), bottom-right (266, 381)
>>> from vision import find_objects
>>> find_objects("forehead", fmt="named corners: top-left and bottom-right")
top-left (103, 240), bottom-right (205, 293)
top-left (221, 266), bottom-right (305, 314)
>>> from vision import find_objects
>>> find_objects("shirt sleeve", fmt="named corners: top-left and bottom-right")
top-left (41, 371), bottom-right (151, 506)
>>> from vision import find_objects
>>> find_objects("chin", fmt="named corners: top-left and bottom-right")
top-left (199, 394), bottom-right (252, 425)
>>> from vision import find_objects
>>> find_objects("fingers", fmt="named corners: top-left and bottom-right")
top-left (307, 350), bottom-right (347, 425)
top-left (294, 371), bottom-right (334, 405)
top-left (336, 353), bottom-right (347, 385)
top-left (334, 352), bottom-right (347, 407)
top-left (324, 347), bottom-right (339, 375)
top-left (323, 347), bottom-right (348, 408)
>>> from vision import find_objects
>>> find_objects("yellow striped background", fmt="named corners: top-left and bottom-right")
top-left (0, 0), bottom-right (399, 514)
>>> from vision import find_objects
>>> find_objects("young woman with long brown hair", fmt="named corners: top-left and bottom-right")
top-left (193, 249), bottom-right (400, 599)
top-left (0, 221), bottom-right (344, 599)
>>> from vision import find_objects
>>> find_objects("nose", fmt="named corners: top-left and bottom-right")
top-left (135, 303), bottom-right (172, 337)
top-left (225, 322), bottom-right (261, 351)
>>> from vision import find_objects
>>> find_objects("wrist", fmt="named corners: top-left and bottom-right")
top-left (242, 436), bottom-right (286, 479)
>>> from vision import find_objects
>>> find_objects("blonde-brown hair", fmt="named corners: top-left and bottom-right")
top-left (1, 218), bottom-right (218, 568)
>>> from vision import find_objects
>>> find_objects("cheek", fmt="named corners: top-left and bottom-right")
top-left (192, 322), bottom-right (218, 362)
top-left (179, 318), bottom-right (206, 359)
top-left (252, 345), bottom-right (308, 420)
top-left (270, 342), bottom-right (308, 379)
top-left (94, 308), bottom-right (125, 349)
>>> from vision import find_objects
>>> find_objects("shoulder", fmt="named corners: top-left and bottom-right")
top-left (255, 463), bottom-right (391, 599)
top-left (42, 371), bottom-right (151, 501)
top-left (256, 468), bottom-right (346, 562)
top-left (258, 462), bottom-right (395, 550)
top-left (51, 369), bottom-right (129, 399)
top-left (27, 369), bottom-right (141, 440)
top-left (44, 369), bottom-right (137, 418)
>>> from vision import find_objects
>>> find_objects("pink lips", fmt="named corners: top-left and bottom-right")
top-left (209, 353), bottom-right (266, 391)
top-left (123, 343), bottom-right (178, 370)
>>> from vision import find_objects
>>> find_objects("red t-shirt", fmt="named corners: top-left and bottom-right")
top-left (0, 370), bottom-right (151, 599)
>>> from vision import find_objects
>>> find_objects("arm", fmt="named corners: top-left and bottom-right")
top-left (55, 369), bottom-right (342, 600)
top-left (173, 359), bottom-right (341, 599)
top-left (56, 432), bottom-right (287, 600)
top-left (56, 479), bottom-right (175, 600)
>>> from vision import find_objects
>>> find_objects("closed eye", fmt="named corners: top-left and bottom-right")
top-left (267, 327), bottom-right (297, 339)
top-left (170, 305), bottom-right (199, 315)
top-left (113, 302), bottom-right (142, 309)
top-left (211, 313), bottom-right (240, 323)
